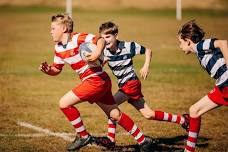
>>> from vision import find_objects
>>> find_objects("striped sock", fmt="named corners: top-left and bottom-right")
top-left (107, 119), bottom-right (117, 142)
top-left (154, 110), bottom-right (185, 124)
top-left (60, 106), bottom-right (89, 139)
top-left (118, 112), bottom-right (145, 144)
top-left (185, 117), bottom-right (201, 152)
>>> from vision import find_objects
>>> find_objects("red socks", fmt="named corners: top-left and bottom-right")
top-left (61, 106), bottom-right (89, 138)
top-left (185, 117), bottom-right (201, 152)
top-left (107, 119), bottom-right (116, 142)
top-left (118, 112), bottom-right (145, 144)
top-left (154, 111), bottom-right (185, 124)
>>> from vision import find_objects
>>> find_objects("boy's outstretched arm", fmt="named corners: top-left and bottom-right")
top-left (140, 48), bottom-right (152, 79)
top-left (86, 37), bottom-right (105, 62)
top-left (215, 40), bottom-right (228, 68)
top-left (39, 61), bottom-right (61, 76)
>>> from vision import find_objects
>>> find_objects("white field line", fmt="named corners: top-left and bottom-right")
top-left (0, 121), bottom-right (128, 142)
top-left (17, 121), bottom-right (74, 141)
top-left (0, 133), bottom-right (49, 137)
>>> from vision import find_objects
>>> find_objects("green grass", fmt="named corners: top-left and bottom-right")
top-left (0, 6), bottom-right (228, 152)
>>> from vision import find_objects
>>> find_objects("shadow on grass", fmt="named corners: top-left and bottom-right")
top-left (99, 135), bottom-right (210, 152)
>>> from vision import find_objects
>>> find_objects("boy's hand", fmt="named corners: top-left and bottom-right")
top-left (140, 66), bottom-right (149, 80)
top-left (39, 61), bottom-right (61, 76)
top-left (85, 52), bottom-right (99, 62)
top-left (39, 61), bottom-right (51, 74)
top-left (85, 38), bottom-right (105, 62)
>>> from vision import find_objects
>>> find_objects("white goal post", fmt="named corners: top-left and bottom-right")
top-left (66, 0), bottom-right (181, 20)
top-left (176, 0), bottom-right (182, 20)
top-left (66, 0), bottom-right (72, 17)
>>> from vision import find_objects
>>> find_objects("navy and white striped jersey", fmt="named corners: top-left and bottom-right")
top-left (194, 38), bottom-right (228, 88)
top-left (103, 40), bottom-right (146, 87)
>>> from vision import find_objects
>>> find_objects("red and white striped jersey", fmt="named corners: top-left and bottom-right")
top-left (52, 32), bottom-right (104, 81)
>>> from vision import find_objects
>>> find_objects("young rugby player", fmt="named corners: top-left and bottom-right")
top-left (178, 20), bottom-right (228, 152)
top-left (92, 21), bottom-right (189, 148)
top-left (39, 14), bottom-right (151, 152)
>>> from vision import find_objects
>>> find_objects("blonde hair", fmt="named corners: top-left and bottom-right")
top-left (51, 13), bottom-right (73, 33)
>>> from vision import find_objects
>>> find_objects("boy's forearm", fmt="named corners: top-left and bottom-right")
top-left (143, 48), bottom-right (152, 68)
top-left (95, 37), bottom-right (105, 57)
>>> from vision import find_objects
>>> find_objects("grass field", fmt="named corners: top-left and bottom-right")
top-left (0, 6), bottom-right (228, 152)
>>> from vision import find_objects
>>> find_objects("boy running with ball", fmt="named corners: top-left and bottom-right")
top-left (39, 14), bottom-right (152, 152)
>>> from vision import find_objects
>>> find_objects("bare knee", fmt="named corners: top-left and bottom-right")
top-left (59, 91), bottom-right (80, 109)
top-left (59, 96), bottom-right (68, 109)
top-left (141, 110), bottom-right (155, 120)
top-left (189, 105), bottom-right (200, 118)
top-left (109, 109), bottom-right (121, 121)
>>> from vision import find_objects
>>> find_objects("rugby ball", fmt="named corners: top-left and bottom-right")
top-left (79, 42), bottom-right (103, 66)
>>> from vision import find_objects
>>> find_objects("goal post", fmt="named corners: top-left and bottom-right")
top-left (66, 0), bottom-right (72, 17)
top-left (176, 0), bottom-right (182, 20)
top-left (66, 0), bottom-right (181, 20)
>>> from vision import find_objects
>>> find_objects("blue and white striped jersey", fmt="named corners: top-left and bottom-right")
top-left (103, 40), bottom-right (146, 87)
top-left (194, 38), bottom-right (228, 88)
